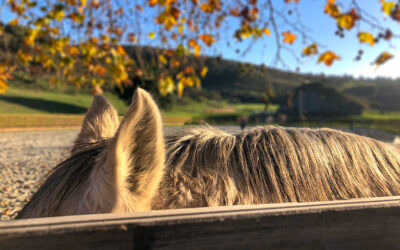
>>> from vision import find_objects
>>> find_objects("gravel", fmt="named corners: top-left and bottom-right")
top-left (0, 126), bottom-right (399, 220)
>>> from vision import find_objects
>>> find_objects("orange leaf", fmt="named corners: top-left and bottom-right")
top-left (317, 51), bottom-right (340, 66)
top-left (148, 0), bottom-right (158, 7)
top-left (8, 18), bottom-right (19, 26)
top-left (302, 43), bottom-right (318, 56)
top-left (282, 31), bottom-right (297, 44)
top-left (199, 34), bottom-right (216, 46)
top-left (263, 28), bottom-right (271, 36)
top-left (188, 39), bottom-right (197, 47)
top-left (185, 66), bottom-right (194, 74)
top-left (324, 0), bottom-right (340, 18)
top-left (96, 66), bottom-right (107, 76)
top-left (358, 32), bottom-right (375, 46)
top-left (374, 52), bottom-right (393, 67)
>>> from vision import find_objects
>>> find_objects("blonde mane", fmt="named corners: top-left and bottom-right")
top-left (154, 126), bottom-right (400, 209)
top-left (17, 89), bottom-right (400, 219)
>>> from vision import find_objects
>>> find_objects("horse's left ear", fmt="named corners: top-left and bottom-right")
top-left (72, 95), bottom-right (119, 154)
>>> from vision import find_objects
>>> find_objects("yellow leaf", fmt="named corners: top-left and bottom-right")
top-left (66, 46), bottom-right (80, 56)
top-left (162, 15), bottom-right (176, 30)
top-left (81, 0), bottom-right (88, 7)
top-left (194, 44), bottom-right (201, 57)
top-left (282, 31), bottom-right (297, 44)
top-left (177, 80), bottom-right (184, 96)
top-left (302, 43), bottom-right (318, 56)
top-left (374, 51), bottom-right (393, 67)
top-left (263, 28), bottom-right (271, 36)
top-left (337, 14), bottom-right (354, 30)
top-left (381, 0), bottom-right (395, 15)
top-left (0, 80), bottom-right (8, 94)
top-left (200, 66), bottom-right (208, 77)
top-left (148, 32), bottom-right (156, 39)
top-left (53, 10), bottom-right (65, 21)
top-left (177, 24), bottom-right (184, 34)
top-left (158, 76), bottom-right (175, 96)
top-left (358, 32), bottom-right (375, 46)
top-left (337, 9), bottom-right (359, 30)
top-left (317, 51), bottom-right (340, 66)
top-left (159, 54), bottom-right (168, 65)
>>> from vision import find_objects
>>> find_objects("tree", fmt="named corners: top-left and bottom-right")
top-left (0, 0), bottom-right (398, 96)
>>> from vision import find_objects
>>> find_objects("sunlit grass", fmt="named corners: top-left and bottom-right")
top-left (0, 87), bottom-right (129, 114)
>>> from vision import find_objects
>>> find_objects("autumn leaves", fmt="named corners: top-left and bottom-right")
top-left (0, 0), bottom-right (398, 97)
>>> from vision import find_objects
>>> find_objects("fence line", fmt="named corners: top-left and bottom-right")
top-left (1, 196), bottom-right (400, 249)
top-left (0, 114), bottom-right (191, 129)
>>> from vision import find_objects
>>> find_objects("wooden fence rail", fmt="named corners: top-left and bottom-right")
top-left (1, 196), bottom-right (400, 249)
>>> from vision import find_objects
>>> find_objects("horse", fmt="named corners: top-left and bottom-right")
top-left (16, 88), bottom-right (400, 218)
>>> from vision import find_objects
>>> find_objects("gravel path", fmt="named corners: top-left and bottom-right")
top-left (0, 126), bottom-right (399, 220)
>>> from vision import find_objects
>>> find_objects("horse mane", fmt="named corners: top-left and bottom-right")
top-left (16, 140), bottom-right (108, 218)
top-left (16, 125), bottom-right (400, 217)
top-left (155, 126), bottom-right (400, 209)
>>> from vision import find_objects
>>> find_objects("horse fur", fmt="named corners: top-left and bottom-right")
top-left (17, 88), bottom-right (400, 219)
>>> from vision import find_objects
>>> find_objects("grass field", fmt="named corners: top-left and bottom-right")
top-left (0, 87), bottom-right (129, 114)
top-left (1, 87), bottom-right (399, 135)
top-left (356, 111), bottom-right (400, 120)
top-left (0, 87), bottom-right (272, 127)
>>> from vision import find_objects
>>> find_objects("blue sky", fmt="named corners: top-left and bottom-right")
top-left (2, 0), bottom-right (400, 79)
top-left (210, 0), bottom-right (400, 79)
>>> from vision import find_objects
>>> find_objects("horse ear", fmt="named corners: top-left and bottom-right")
top-left (72, 95), bottom-right (119, 154)
top-left (94, 88), bottom-right (165, 212)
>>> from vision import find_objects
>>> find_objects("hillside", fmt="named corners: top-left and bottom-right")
top-left (1, 23), bottom-right (399, 111)
top-left (124, 46), bottom-right (400, 110)
top-left (200, 56), bottom-right (400, 111)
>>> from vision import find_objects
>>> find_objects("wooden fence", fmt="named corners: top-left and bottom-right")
top-left (1, 196), bottom-right (399, 249)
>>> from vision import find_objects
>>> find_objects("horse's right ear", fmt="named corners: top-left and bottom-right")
top-left (91, 88), bottom-right (165, 212)
top-left (72, 95), bottom-right (119, 154)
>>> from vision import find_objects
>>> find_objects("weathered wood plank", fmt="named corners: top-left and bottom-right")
top-left (1, 196), bottom-right (400, 250)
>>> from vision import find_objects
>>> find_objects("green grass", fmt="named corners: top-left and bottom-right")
top-left (229, 103), bottom-right (279, 112)
top-left (0, 87), bottom-right (129, 114)
top-left (358, 110), bottom-right (400, 120)
top-left (162, 100), bottom-right (275, 118)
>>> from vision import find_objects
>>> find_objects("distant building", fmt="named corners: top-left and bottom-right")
top-left (279, 83), bottom-right (363, 117)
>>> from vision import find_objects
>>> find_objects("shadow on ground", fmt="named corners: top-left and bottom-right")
top-left (0, 96), bottom-right (87, 113)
